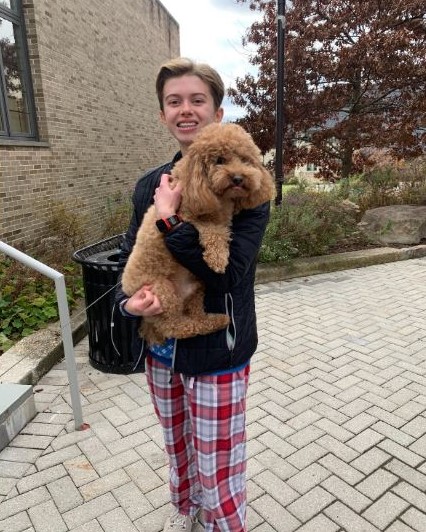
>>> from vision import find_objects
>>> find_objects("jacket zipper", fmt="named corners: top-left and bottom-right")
top-left (225, 293), bottom-right (236, 366)
top-left (169, 338), bottom-right (178, 383)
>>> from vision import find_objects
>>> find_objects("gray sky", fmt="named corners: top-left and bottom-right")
top-left (159, 0), bottom-right (260, 120)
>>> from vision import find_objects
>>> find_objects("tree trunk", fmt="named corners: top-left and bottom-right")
top-left (341, 143), bottom-right (353, 179)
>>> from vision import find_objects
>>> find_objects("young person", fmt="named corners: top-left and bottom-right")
top-left (116, 57), bottom-right (270, 532)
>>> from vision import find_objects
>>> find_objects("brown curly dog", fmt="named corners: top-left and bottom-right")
top-left (121, 122), bottom-right (276, 345)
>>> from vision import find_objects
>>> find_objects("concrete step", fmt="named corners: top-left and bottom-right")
top-left (0, 383), bottom-right (36, 451)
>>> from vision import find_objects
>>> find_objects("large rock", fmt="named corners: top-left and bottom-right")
top-left (359, 205), bottom-right (426, 245)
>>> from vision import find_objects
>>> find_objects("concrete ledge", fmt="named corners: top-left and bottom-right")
top-left (0, 383), bottom-right (36, 451)
top-left (2, 245), bottom-right (426, 386)
top-left (0, 299), bottom-right (87, 385)
top-left (255, 245), bottom-right (426, 283)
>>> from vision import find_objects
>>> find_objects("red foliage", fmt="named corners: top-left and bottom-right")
top-left (231, 0), bottom-right (426, 178)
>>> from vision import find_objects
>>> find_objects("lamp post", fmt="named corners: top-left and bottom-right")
top-left (275, 0), bottom-right (286, 206)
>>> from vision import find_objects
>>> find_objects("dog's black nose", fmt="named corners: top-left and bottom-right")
top-left (232, 175), bottom-right (243, 186)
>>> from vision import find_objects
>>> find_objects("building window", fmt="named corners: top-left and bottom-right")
top-left (0, 0), bottom-right (37, 139)
top-left (306, 163), bottom-right (318, 172)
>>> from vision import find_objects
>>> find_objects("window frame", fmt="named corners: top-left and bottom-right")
top-left (306, 163), bottom-right (318, 172)
top-left (0, 0), bottom-right (38, 140)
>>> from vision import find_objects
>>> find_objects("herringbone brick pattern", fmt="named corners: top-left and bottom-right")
top-left (2, 258), bottom-right (426, 531)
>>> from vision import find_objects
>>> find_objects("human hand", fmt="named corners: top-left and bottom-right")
top-left (154, 174), bottom-right (183, 219)
top-left (124, 285), bottom-right (162, 317)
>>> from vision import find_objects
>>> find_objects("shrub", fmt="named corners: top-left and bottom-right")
top-left (101, 191), bottom-right (132, 238)
top-left (259, 208), bottom-right (299, 262)
top-left (0, 192), bottom-right (132, 355)
top-left (43, 200), bottom-right (89, 252)
top-left (0, 257), bottom-right (83, 354)
top-left (335, 158), bottom-right (426, 214)
top-left (0, 200), bottom-right (87, 355)
top-left (259, 189), bottom-right (361, 262)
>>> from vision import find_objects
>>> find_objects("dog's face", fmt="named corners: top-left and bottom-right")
top-left (203, 137), bottom-right (266, 201)
top-left (174, 123), bottom-right (276, 215)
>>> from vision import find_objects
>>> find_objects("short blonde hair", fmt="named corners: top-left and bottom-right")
top-left (156, 57), bottom-right (225, 111)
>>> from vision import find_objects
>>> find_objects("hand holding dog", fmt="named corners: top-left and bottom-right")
top-left (154, 174), bottom-right (183, 219)
top-left (123, 174), bottom-right (182, 319)
top-left (123, 285), bottom-right (162, 317)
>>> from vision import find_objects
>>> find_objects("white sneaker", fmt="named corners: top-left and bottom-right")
top-left (163, 507), bottom-right (204, 531)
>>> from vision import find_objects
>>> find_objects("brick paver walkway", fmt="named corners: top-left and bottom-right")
top-left (2, 258), bottom-right (426, 531)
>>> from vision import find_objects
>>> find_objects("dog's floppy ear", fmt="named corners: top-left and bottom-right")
top-left (176, 151), bottom-right (221, 216)
top-left (239, 165), bottom-right (276, 210)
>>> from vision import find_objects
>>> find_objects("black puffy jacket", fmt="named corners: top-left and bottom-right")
top-left (115, 152), bottom-right (270, 376)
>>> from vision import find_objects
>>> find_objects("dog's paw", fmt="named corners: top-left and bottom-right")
top-left (203, 248), bottom-right (229, 273)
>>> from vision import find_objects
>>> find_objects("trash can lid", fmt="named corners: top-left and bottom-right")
top-left (73, 234), bottom-right (124, 265)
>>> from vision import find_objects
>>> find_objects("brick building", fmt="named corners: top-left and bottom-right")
top-left (0, 0), bottom-right (180, 249)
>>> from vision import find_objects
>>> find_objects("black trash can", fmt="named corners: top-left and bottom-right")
top-left (73, 234), bottom-right (144, 374)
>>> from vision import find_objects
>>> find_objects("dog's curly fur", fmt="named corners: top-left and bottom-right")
top-left (121, 123), bottom-right (276, 345)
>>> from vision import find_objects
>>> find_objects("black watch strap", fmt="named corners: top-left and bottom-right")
top-left (155, 214), bottom-right (182, 234)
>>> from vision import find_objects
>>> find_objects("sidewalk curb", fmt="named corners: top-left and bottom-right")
top-left (255, 244), bottom-right (426, 283)
top-left (2, 245), bottom-right (426, 386)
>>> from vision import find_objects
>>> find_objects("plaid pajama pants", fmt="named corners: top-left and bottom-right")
top-left (145, 355), bottom-right (250, 532)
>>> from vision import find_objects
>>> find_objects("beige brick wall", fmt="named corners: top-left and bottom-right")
top-left (0, 0), bottom-right (180, 250)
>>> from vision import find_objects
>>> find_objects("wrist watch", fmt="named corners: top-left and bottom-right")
top-left (156, 214), bottom-right (182, 234)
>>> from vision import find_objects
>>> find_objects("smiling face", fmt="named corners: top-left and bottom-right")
top-left (160, 74), bottom-right (223, 154)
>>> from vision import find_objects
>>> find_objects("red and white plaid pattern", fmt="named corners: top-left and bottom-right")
top-left (145, 355), bottom-right (250, 532)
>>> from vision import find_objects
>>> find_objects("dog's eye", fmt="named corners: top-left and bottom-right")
top-left (216, 156), bottom-right (226, 165)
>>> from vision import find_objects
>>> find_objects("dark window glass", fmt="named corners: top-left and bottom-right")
top-left (1, 18), bottom-right (30, 133)
top-left (0, 1), bottom-right (19, 12)
top-left (0, 0), bottom-right (36, 139)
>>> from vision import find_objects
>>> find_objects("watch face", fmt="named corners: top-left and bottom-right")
top-left (168, 215), bottom-right (180, 225)
top-left (156, 215), bottom-right (182, 233)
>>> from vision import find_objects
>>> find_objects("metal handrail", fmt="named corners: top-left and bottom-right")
top-left (0, 240), bottom-right (85, 430)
